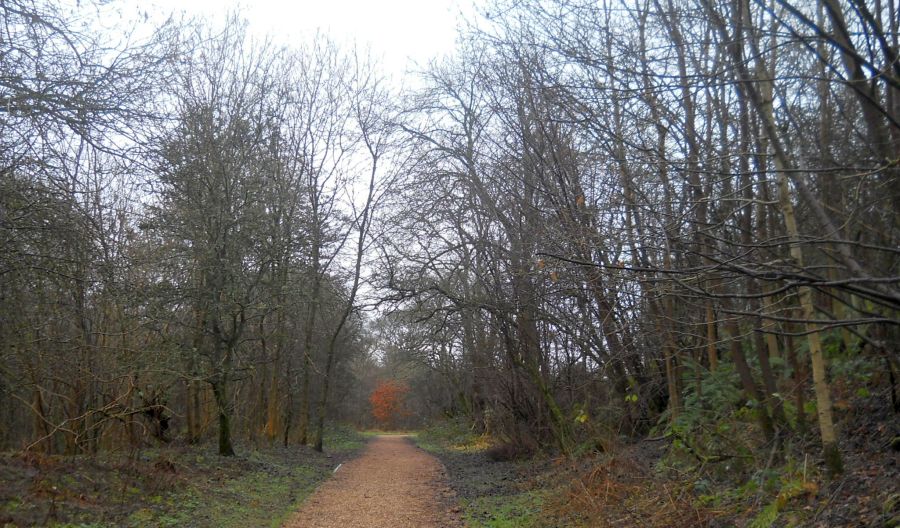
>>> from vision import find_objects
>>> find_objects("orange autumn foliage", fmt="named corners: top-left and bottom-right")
top-left (369, 380), bottom-right (410, 428)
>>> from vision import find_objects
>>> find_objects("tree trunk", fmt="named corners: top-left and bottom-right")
top-left (704, 0), bottom-right (843, 476)
top-left (211, 379), bottom-right (235, 457)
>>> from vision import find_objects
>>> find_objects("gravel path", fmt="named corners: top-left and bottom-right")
top-left (283, 435), bottom-right (462, 528)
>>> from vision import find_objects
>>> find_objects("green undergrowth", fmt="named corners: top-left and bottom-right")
top-left (415, 419), bottom-right (484, 454)
top-left (639, 345), bottom-right (898, 527)
top-left (420, 349), bottom-right (898, 528)
top-left (322, 425), bottom-right (368, 452)
top-left (124, 450), bottom-right (322, 528)
top-left (0, 425), bottom-right (366, 528)
top-left (415, 420), bottom-right (549, 528)
top-left (358, 429), bottom-right (417, 438)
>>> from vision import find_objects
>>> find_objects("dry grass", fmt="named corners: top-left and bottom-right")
top-left (543, 450), bottom-right (717, 528)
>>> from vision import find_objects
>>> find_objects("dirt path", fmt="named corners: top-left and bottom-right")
top-left (283, 435), bottom-right (461, 528)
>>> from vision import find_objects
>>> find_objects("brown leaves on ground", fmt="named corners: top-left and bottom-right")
top-left (544, 449), bottom-right (714, 528)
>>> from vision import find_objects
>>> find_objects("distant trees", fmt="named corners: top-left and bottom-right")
top-left (1, 2), bottom-right (386, 455)
top-left (382, 0), bottom-right (899, 475)
top-left (148, 24), bottom-right (391, 456)
top-left (2, 0), bottom-right (897, 477)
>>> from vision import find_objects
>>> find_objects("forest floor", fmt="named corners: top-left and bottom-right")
top-left (0, 427), bottom-right (365, 527)
top-left (415, 390), bottom-right (900, 528)
top-left (283, 434), bottom-right (462, 527)
top-left (1, 400), bottom-right (896, 528)
top-left (414, 425), bottom-right (558, 527)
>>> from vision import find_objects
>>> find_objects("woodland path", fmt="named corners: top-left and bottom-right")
top-left (283, 435), bottom-right (462, 528)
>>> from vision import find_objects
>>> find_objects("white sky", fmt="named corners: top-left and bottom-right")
top-left (140, 0), bottom-right (477, 80)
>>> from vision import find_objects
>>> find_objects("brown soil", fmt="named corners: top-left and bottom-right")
top-left (283, 435), bottom-right (462, 528)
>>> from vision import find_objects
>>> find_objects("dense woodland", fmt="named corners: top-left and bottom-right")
top-left (1, 0), bottom-right (898, 499)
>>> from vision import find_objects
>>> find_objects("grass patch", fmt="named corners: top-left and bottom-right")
top-left (321, 425), bottom-right (368, 453)
top-left (462, 490), bottom-right (546, 528)
top-left (414, 419), bottom-right (486, 454)
top-left (1, 426), bottom-right (367, 527)
top-left (123, 452), bottom-right (324, 528)
top-left (415, 419), bottom-right (556, 527)
top-left (358, 429), bottom-right (416, 438)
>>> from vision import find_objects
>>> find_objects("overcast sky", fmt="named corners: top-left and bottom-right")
top-left (140, 0), bottom-right (477, 80)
